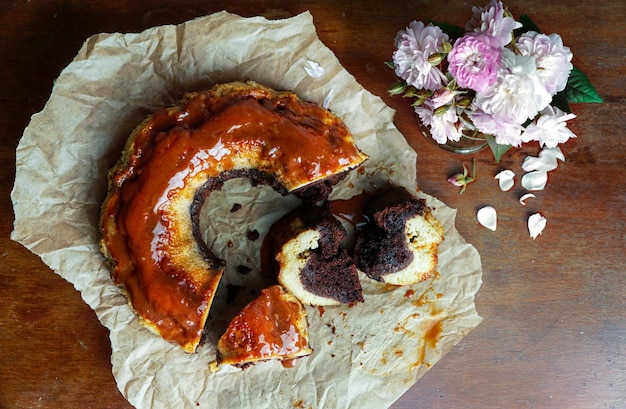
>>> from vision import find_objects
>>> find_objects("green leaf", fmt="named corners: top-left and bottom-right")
top-left (565, 66), bottom-right (604, 103)
top-left (551, 90), bottom-right (571, 113)
top-left (485, 134), bottom-right (512, 163)
top-left (516, 14), bottom-right (540, 35)
top-left (429, 20), bottom-right (465, 40)
top-left (384, 60), bottom-right (396, 70)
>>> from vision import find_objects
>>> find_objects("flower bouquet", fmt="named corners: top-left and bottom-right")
top-left (388, 0), bottom-right (602, 161)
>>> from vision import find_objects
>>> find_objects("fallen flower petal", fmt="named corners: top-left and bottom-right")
top-left (522, 146), bottom-right (565, 173)
top-left (495, 169), bottom-right (515, 191)
top-left (540, 146), bottom-right (565, 163)
top-left (521, 170), bottom-right (548, 190)
top-left (528, 213), bottom-right (547, 239)
top-left (521, 155), bottom-right (558, 172)
top-left (477, 206), bottom-right (497, 231)
top-left (304, 60), bottom-right (325, 78)
top-left (519, 193), bottom-right (536, 205)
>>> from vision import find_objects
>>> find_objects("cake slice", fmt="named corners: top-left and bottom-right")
top-left (210, 285), bottom-right (312, 370)
top-left (262, 206), bottom-right (364, 306)
top-left (353, 187), bottom-right (444, 285)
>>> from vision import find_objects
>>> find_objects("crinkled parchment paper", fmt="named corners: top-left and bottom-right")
top-left (11, 11), bottom-right (482, 409)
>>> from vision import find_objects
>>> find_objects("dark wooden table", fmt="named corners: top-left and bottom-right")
top-left (2, 1), bottom-right (624, 408)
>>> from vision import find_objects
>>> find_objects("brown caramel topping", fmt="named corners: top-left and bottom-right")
top-left (101, 83), bottom-right (366, 351)
top-left (218, 285), bottom-right (308, 362)
top-left (327, 190), bottom-right (375, 229)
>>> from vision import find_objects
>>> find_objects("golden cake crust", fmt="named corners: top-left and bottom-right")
top-left (99, 81), bottom-right (367, 352)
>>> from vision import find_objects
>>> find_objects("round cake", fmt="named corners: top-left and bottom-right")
top-left (99, 81), bottom-right (368, 352)
top-left (261, 205), bottom-right (364, 306)
top-left (353, 187), bottom-right (444, 285)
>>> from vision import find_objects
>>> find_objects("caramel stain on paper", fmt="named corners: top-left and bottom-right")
top-left (382, 283), bottom-right (397, 292)
top-left (394, 314), bottom-right (417, 333)
top-left (291, 399), bottom-right (312, 409)
top-left (424, 317), bottom-right (443, 349)
top-left (317, 306), bottom-right (325, 317)
top-left (412, 314), bottom-right (444, 370)
top-left (412, 289), bottom-right (443, 308)
top-left (381, 348), bottom-right (405, 366)
top-left (393, 282), bottom-right (447, 370)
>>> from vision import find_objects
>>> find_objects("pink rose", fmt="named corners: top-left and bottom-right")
top-left (448, 33), bottom-right (501, 92)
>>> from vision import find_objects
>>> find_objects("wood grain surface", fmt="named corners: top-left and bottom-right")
top-left (1, 1), bottom-right (624, 408)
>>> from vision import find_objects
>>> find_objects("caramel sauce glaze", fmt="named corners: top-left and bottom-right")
top-left (327, 190), bottom-right (375, 229)
top-left (101, 84), bottom-right (365, 352)
top-left (218, 285), bottom-right (308, 363)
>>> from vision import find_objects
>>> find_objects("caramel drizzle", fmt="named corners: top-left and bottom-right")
top-left (101, 87), bottom-right (366, 351)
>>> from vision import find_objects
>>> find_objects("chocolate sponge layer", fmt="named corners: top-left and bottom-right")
top-left (262, 205), bottom-right (363, 305)
top-left (353, 186), bottom-right (444, 286)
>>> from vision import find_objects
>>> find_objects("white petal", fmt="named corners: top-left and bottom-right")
top-left (477, 206), bottom-right (497, 231)
top-left (322, 88), bottom-right (335, 109)
top-left (521, 155), bottom-right (558, 172)
top-left (541, 146), bottom-right (565, 163)
top-left (519, 193), bottom-right (536, 205)
top-left (528, 213), bottom-right (547, 239)
top-left (521, 147), bottom-right (565, 173)
top-left (495, 169), bottom-right (515, 191)
top-left (304, 60), bottom-right (324, 78)
top-left (521, 170), bottom-right (548, 190)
